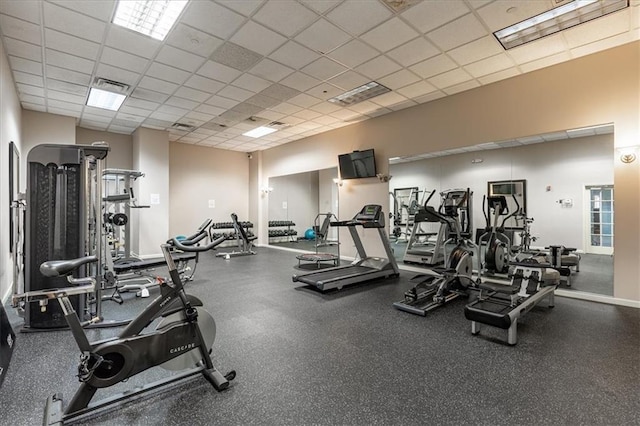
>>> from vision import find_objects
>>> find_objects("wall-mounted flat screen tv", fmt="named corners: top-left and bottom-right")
top-left (338, 149), bottom-right (377, 179)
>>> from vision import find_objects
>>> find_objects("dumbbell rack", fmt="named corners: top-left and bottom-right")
top-left (268, 221), bottom-right (297, 243)
top-left (210, 221), bottom-right (255, 246)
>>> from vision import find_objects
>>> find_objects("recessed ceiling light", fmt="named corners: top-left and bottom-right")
top-left (243, 126), bottom-right (278, 138)
top-left (494, 0), bottom-right (629, 50)
top-left (328, 81), bottom-right (391, 107)
top-left (113, 0), bottom-right (188, 41)
top-left (86, 88), bottom-right (126, 111)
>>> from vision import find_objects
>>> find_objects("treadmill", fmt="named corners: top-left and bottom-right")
top-left (292, 204), bottom-right (400, 291)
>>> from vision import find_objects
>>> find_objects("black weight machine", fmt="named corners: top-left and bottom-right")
top-left (464, 258), bottom-right (558, 345)
top-left (12, 237), bottom-right (235, 425)
top-left (394, 189), bottom-right (477, 316)
top-left (215, 213), bottom-right (257, 258)
top-left (292, 205), bottom-right (400, 291)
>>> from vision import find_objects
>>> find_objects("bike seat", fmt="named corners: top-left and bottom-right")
top-left (40, 255), bottom-right (98, 277)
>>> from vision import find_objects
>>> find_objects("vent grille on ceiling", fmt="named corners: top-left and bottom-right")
top-left (94, 77), bottom-right (130, 94)
top-left (171, 122), bottom-right (196, 131)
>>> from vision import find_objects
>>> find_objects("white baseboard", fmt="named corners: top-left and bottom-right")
top-left (555, 289), bottom-right (639, 308)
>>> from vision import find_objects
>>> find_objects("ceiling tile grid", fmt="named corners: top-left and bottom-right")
top-left (0, 0), bottom-right (637, 152)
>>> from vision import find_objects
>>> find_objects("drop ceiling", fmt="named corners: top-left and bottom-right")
top-left (1, 0), bottom-right (637, 152)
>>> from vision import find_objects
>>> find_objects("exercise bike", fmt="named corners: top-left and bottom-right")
top-left (393, 189), bottom-right (477, 316)
top-left (12, 237), bottom-right (235, 425)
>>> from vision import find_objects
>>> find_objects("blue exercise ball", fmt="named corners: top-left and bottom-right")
top-left (304, 229), bottom-right (315, 240)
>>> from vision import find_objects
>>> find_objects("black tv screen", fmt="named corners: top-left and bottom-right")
top-left (338, 149), bottom-right (377, 179)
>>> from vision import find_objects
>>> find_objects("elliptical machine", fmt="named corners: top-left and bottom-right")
top-left (12, 237), bottom-right (235, 425)
top-left (478, 195), bottom-right (519, 275)
top-left (393, 189), bottom-right (477, 316)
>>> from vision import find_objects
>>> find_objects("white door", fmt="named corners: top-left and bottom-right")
top-left (585, 185), bottom-right (614, 255)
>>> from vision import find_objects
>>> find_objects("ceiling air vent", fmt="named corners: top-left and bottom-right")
top-left (268, 121), bottom-right (288, 128)
top-left (171, 122), bottom-right (196, 131)
top-left (94, 77), bottom-right (129, 94)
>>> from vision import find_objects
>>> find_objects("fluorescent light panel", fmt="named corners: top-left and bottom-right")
top-left (494, 0), bottom-right (629, 50)
top-left (113, 0), bottom-right (188, 41)
top-left (86, 88), bottom-right (126, 111)
top-left (328, 81), bottom-right (391, 106)
top-left (243, 126), bottom-right (278, 138)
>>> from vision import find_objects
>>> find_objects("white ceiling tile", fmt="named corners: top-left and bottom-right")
top-left (9, 56), bottom-right (42, 75)
top-left (197, 60), bottom-right (242, 83)
top-left (48, 105), bottom-right (82, 117)
top-left (217, 85), bottom-right (256, 102)
top-left (299, 0), bottom-right (341, 14)
top-left (368, 91), bottom-right (409, 108)
top-left (386, 37), bottom-right (440, 67)
top-left (427, 14), bottom-right (488, 51)
top-left (396, 80), bottom-right (437, 98)
top-left (570, 31), bottom-right (637, 59)
top-left (355, 55), bottom-right (402, 80)
top-left (326, 0), bottom-right (392, 36)
top-left (173, 86), bottom-right (212, 103)
top-left (306, 82), bottom-right (343, 100)
top-left (477, 67), bottom-right (520, 85)
top-left (105, 26), bottom-right (161, 59)
top-left (295, 18), bottom-right (351, 54)
top-left (17, 83), bottom-right (44, 97)
top-left (387, 98), bottom-right (417, 112)
top-left (138, 76), bottom-right (179, 95)
top-left (476, 1), bottom-right (549, 33)
top-left (409, 54), bottom-right (457, 79)
top-left (83, 108), bottom-right (116, 120)
top-left (328, 108), bottom-right (360, 121)
top-left (47, 89), bottom-right (85, 105)
top-left (21, 94), bottom-right (46, 105)
top-left (279, 71), bottom-right (322, 92)
top-left (231, 21), bottom-right (287, 56)
top-left (129, 88), bottom-right (169, 104)
top-left (253, 1), bottom-right (318, 37)
top-left (115, 112), bottom-right (147, 124)
top-left (45, 28), bottom-right (99, 59)
top-left (328, 70), bottom-right (370, 90)
top-left (46, 64), bottom-right (90, 85)
top-left (165, 23), bottom-right (224, 58)
top-left (156, 104), bottom-right (190, 118)
top-left (309, 101), bottom-right (342, 114)
top-left (156, 45), bottom-right (207, 72)
top-left (95, 63), bottom-right (140, 87)
top-left (347, 100), bottom-right (384, 114)
top-left (146, 62), bottom-right (191, 85)
top-left (43, 2), bottom-right (105, 43)
top-left (46, 49), bottom-right (94, 74)
top-left (22, 102), bottom-right (47, 112)
top-left (181, 1), bottom-right (245, 39)
top-left (249, 58), bottom-right (295, 82)
top-left (47, 0), bottom-right (113, 22)
top-left (270, 41), bottom-right (320, 69)
top-left (447, 36), bottom-right (503, 66)
top-left (377, 69), bottom-right (421, 90)
top-left (464, 53), bottom-right (514, 78)
top-left (507, 34), bottom-right (567, 64)
top-left (185, 110), bottom-right (215, 122)
top-left (205, 95), bottom-right (239, 109)
top-left (288, 93), bottom-right (323, 108)
top-left (270, 102), bottom-right (303, 115)
top-left (518, 51), bottom-right (572, 74)
top-left (327, 39), bottom-right (380, 68)
top-left (563, 9), bottom-right (630, 49)
top-left (150, 110), bottom-right (184, 122)
top-left (312, 115), bottom-right (340, 125)
top-left (122, 97), bottom-right (159, 112)
top-left (360, 17), bottom-right (419, 53)
top-left (292, 109), bottom-right (323, 120)
top-left (231, 74), bottom-right (272, 93)
top-left (257, 109), bottom-right (286, 120)
top-left (0, 0), bottom-right (41, 24)
top-left (401, 0), bottom-right (469, 33)
top-left (301, 57), bottom-right (347, 81)
top-left (441, 79), bottom-right (480, 96)
top-left (2, 37), bottom-right (41, 61)
top-left (428, 68), bottom-right (473, 89)
top-left (217, 0), bottom-right (264, 16)
top-left (100, 47), bottom-right (148, 73)
top-left (47, 98), bottom-right (84, 112)
top-left (0, 14), bottom-right (41, 45)
top-left (184, 74), bottom-right (225, 94)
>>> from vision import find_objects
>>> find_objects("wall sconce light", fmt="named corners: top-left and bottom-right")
top-left (617, 146), bottom-right (639, 164)
top-left (376, 174), bottom-right (392, 182)
top-left (333, 178), bottom-right (343, 187)
top-left (260, 186), bottom-right (273, 194)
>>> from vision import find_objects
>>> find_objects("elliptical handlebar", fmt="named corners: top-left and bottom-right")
top-left (423, 189), bottom-right (437, 210)
top-left (499, 194), bottom-right (521, 230)
top-left (168, 234), bottom-right (227, 253)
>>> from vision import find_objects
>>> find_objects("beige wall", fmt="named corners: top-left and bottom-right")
top-left (76, 127), bottom-right (133, 170)
top-left (256, 42), bottom-right (640, 302)
top-left (168, 142), bottom-right (250, 237)
top-left (1, 39), bottom-right (22, 301)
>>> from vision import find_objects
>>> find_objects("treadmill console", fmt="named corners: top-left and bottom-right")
top-left (355, 204), bottom-right (384, 227)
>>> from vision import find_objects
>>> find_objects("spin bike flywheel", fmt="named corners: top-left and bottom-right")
top-left (486, 241), bottom-right (507, 273)
top-left (156, 307), bottom-right (216, 371)
top-left (449, 247), bottom-right (473, 276)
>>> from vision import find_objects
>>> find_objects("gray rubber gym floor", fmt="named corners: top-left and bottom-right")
top-left (2, 247), bottom-right (638, 425)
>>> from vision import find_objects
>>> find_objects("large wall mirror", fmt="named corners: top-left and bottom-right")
top-left (388, 124), bottom-right (614, 297)
top-left (267, 167), bottom-right (339, 258)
